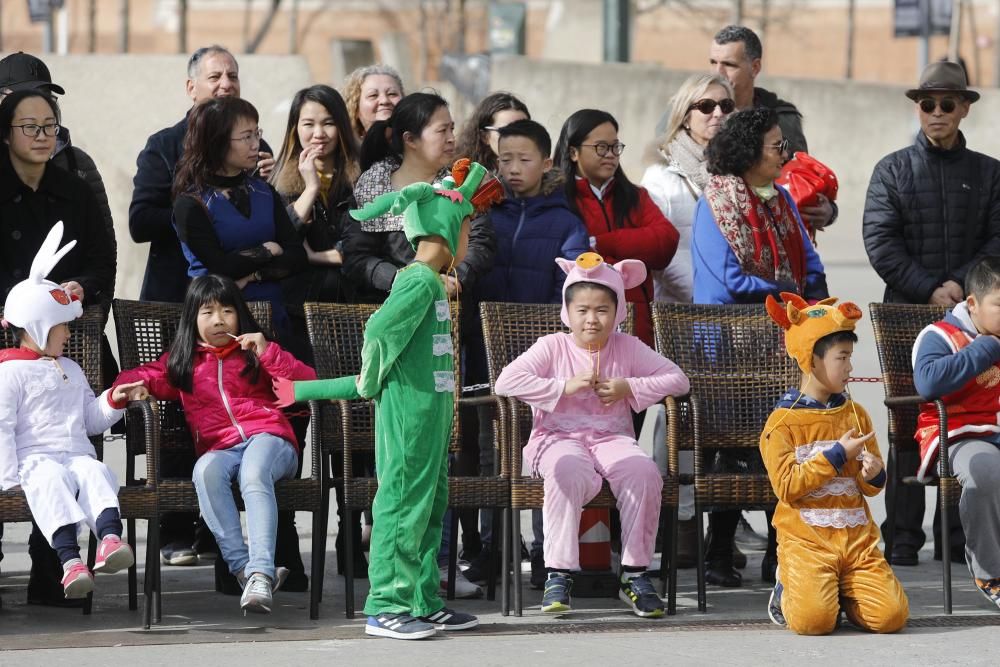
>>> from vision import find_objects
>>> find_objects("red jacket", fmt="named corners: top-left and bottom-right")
top-left (113, 341), bottom-right (316, 457)
top-left (572, 177), bottom-right (679, 345)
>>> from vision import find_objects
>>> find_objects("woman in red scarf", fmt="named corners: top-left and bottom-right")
top-left (690, 107), bottom-right (828, 590)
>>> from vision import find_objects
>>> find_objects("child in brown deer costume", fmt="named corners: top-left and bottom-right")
top-left (760, 292), bottom-right (908, 635)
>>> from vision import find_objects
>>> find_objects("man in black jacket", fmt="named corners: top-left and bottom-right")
top-left (128, 45), bottom-right (274, 303)
top-left (863, 60), bottom-right (1000, 566)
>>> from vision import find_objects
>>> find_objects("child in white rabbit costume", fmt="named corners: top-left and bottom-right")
top-left (494, 252), bottom-right (690, 617)
top-left (0, 223), bottom-right (147, 599)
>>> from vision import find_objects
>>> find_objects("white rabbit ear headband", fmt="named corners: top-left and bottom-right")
top-left (2, 221), bottom-right (83, 349)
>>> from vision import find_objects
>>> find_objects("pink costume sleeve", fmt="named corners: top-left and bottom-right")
top-left (620, 337), bottom-right (690, 413)
top-left (494, 336), bottom-right (566, 413)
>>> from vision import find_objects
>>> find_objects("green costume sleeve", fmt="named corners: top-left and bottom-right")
top-left (293, 376), bottom-right (361, 401)
top-left (356, 269), bottom-right (437, 398)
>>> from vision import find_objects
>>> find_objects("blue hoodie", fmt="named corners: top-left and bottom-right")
top-left (478, 172), bottom-right (589, 305)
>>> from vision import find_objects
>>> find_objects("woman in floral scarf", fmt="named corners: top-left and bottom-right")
top-left (690, 107), bottom-right (828, 590)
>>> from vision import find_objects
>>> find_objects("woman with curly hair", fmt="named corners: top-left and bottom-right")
top-left (455, 92), bottom-right (529, 172)
top-left (691, 107), bottom-right (827, 589)
top-left (343, 64), bottom-right (404, 140)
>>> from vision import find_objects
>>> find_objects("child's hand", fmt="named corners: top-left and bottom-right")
top-left (564, 368), bottom-right (597, 396)
top-left (112, 380), bottom-right (149, 403)
top-left (272, 377), bottom-right (296, 408)
top-left (236, 332), bottom-right (269, 356)
top-left (594, 378), bottom-right (633, 405)
top-left (861, 450), bottom-right (884, 481)
top-left (838, 428), bottom-right (875, 460)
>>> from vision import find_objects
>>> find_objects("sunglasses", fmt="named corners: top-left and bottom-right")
top-left (688, 98), bottom-right (736, 115)
top-left (918, 97), bottom-right (959, 114)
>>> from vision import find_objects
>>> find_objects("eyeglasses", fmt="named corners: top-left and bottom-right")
top-left (11, 123), bottom-right (60, 138)
top-left (918, 97), bottom-right (958, 114)
top-left (688, 98), bottom-right (736, 115)
top-left (580, 142), bottom-right (626, 157)
top-left (766, 138), bottom-right (789, 154)
top-left (231, 128), bottom-right (263, 145)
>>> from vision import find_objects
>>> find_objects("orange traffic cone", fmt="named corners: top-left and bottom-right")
top-left (578, 508), bottom-right (612, 571)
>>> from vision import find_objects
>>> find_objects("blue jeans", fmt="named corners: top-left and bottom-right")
top-left (192, 434), bottom-right (298, 580)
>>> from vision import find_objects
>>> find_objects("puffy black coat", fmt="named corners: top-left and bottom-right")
top-left (863, 131), bottom-right (1000, 304)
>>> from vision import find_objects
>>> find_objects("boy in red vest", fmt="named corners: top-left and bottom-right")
top-left (913, 255), bottom-right (1000, 609)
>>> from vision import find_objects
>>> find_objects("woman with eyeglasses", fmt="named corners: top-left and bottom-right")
top-left (642, 74), bottom-right (735, 305)
top-left (172, 96), bottom-right (307, 337)
top-left (554, 108), bottom-right (678, 347)
top-left (691, 107), bottom-right (828, 589)
top-left (0, 89), bottom-right (114, 313)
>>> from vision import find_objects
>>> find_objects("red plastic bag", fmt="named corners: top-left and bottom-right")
top-left (778, 152), bottom-right (839, 243)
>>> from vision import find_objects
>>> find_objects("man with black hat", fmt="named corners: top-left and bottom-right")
top-left (0, 51), bottom-right (119, 608)
top-left (864, 60), bottom-right (1000, 566)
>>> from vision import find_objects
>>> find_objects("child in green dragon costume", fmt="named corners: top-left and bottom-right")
top-left (275, 159), bottom-right (499, 640)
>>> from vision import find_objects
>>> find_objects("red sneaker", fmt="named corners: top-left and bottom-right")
top-left (62, 562), bottom-right (94, 599)
top-left (93, 535), bottom-right (135, 574)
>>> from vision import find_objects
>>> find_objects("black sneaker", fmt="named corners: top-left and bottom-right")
top-left (462, 548), bottom-right (500, 585)
top-left (160, 542), bottom-right (198, 566)
top-left (365, 613), bottom-right (437, 640)
top-left (541, 572), bottom-right (572, 613)
top-left (419, 607), bottom-right (479, 630)
top-left (768, 567), bottom-right (786, 626)
top-left (618, 572), bottom-right (665, 618)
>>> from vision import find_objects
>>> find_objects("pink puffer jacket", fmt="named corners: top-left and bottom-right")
top-left (113, 341), bottom-right (316, 457)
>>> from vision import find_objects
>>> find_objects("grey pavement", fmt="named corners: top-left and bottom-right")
top-left (1, 509), bottom-right (998, 663)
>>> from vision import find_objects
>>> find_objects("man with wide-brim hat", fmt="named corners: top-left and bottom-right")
top-left (862, 59), bottom-right (1000, 580)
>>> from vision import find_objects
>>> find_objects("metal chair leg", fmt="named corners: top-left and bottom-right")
top-left (668, 504), bottom-right (679, 615)
top-left (447, 509), bottom-right (459, 600)
top-left (940, 486), bottom-right (953, 614)
top-left (344, 507), bottom-right (356, 619)
top-left (83, 531), bottom-right (97, 615)
top-left (501, 507), bottom-right (511, 616)
top-left (695, 503), bottom-right (706, 612)
top-left (127, 517), bottom-right (138, 611)
top-left (309, 506), bottom-right (323, 620)
top-left (512, 507), bottom-right (523, 616)
top-left (486, 508), bottom-right (500, 601)
top-left (883, 445), bottom-right (898, 559)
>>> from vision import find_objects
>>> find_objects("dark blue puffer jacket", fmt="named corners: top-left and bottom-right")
top-left (478, 171), bottom-right (589, 305)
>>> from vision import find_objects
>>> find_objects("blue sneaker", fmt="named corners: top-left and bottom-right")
top-left (541, 572), bottom-right (572, 613)
top-left (619, 572), bottom-right (665, 618)
top-left (768, 567), bottom-right (786, 626)
top-left (365, 613), bottom-right (436, 640)
top-left (419, 607), bottom-right (479, 630)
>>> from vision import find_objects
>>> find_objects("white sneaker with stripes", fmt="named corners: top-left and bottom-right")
top-left (419, 607), bottom-right (479, 631)
top-left (365, 613), bottom-right (437, 640)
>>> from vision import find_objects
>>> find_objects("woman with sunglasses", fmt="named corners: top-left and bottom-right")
top-left (554, 108), bottom-right (678, 347)
top-left (691, 107), bottom-right (827, 589)
top-left (642, 74), bottom-right (735, 305)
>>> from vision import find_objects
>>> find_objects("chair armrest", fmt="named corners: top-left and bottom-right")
top-left (884, 395), bottom-right (925, 409)
top-left (125, 399), bottom-right (159, 488)
top-left (664, 394), bottom-right (692, 481)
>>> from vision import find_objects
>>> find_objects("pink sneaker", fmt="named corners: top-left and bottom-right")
top-left (93, 535), bottom-right (135, 574)
top-left (62, 562), bottom-right (94, 599)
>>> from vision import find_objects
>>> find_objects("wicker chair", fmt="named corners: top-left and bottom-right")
top-left (303, 301), bottom-right (509, 618)
top-left (869, 303), bottom-right (957, 613)
top-left (651, 302), bottom-right (798, 612)
top-left (111, 298), bottom-right (326, 621)
top-left (0, 306), bottom-right (157, 625)
top-left (479, 302), bottom-right (677, 617)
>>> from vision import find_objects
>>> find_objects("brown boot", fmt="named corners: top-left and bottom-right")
top-left (676, 518), bottom-right (698, 569)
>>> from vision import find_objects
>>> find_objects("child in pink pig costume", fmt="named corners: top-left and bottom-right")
top-left (495, 252), bottom-right (690, 618)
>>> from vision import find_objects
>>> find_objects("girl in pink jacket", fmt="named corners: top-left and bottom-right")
top-left (495, 252), bottom-right (689, 618)
top-left (113, 275), bottom-right (316, 615)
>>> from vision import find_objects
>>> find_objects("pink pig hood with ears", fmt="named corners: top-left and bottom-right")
top-left (555, 252), bottom-right (647, 328)
top-left (2, 221), bottom-right (83, 348)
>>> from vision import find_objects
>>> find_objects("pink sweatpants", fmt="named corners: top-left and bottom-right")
top-left (529, 435), bottom-right (663, 571)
